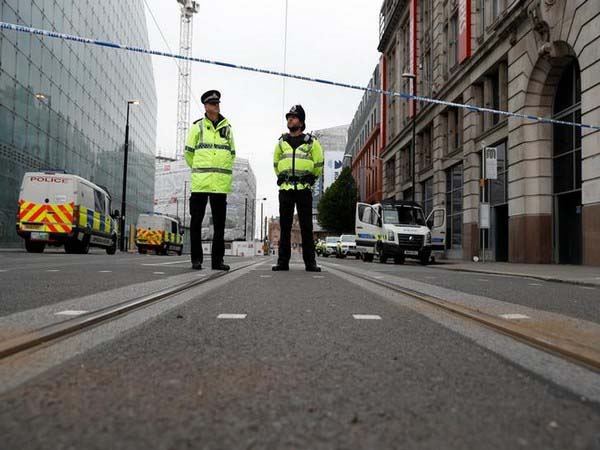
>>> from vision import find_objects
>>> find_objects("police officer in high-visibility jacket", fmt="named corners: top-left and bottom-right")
top-left (185, 90), bottom-right (235, 271)
top-left (272, 105), bottom-right (324, 272)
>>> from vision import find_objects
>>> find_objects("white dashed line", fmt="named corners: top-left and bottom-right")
top-left (373, 276), bottom-right (385, 279)
top-left (55, 310), bottom-right (88, 316)
top-left (259, 275), bottom-right (272, 278)
top-left (217, 314), bottom-right (247, 319)
top-left (353, 314), bottom-right (382, 320)
top-left (581, 287), bottom-right (595, 290)
top-left (153, 272), bottom-right (165, 275)
top-left (500, 314), bottom-right (530, 320)
top-left (142, 261), bottom-right (189, 266)
top-left (46, 269), bottom-right (60, 272)
top-left (528, 283), bottom-right (542, 286)
top-left (0, 269), bottom-right (8, 272)
top-left (477, 278), bottom-right (489, 282)
top-left (425, 276), bottom-right (437, 279)
top-left (313, 275), bottom-right (325, 278)
top-left (99, 270), bottom-right (112, 273)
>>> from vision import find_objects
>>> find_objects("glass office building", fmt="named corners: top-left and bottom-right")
top-left (0, 0), bottom-right (157, 246)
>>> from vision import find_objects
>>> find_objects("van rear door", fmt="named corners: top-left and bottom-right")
top-left (355, 203), bottom-right (379, 251)
top-left (426, 208), bottom-right (446, 250)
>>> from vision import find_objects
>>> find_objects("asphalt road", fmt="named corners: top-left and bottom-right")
top-left (0, 250), bottom-right (254, 316)
top-left (320, 256), bottom-right (600, 323)
top-left (1, 263), bottom-right (599, 449)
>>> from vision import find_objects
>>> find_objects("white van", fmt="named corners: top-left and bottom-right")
top-left (16, 172), bottom-right (119, 254)
top-left (355, 201), bottom-right (445, 265)
top-left (135, 213), bottom-right (183, 255)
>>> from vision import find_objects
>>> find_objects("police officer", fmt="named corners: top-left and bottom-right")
top-left (184, 90), bottom-right (235, 271)
top-left (272, 105), bottom-right (324, 272)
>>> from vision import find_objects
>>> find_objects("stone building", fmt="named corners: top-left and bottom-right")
top-left (378, 0), bottom-right (600, 264)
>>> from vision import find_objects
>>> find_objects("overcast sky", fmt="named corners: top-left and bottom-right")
top-left (144, 0), bottom-right (382, 223)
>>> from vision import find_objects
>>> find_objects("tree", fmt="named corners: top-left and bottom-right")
top-left (317, 167), bottom-right (357, 234)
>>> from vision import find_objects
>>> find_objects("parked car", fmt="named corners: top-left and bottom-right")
top-left (336, 234), bottom-right (360, 258)
top-left (322, 236), bottom-right (340, 257)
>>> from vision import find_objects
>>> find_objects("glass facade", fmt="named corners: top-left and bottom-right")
top-left (0, 0), bottom-right (157, 246)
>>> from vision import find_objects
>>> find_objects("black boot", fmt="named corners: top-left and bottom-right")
top-left (305, 264), bottom-right (321, 272)
top-left (272, 263), bottom-right (289, 271)
top-left (212, 262), bottom-right (230, 271)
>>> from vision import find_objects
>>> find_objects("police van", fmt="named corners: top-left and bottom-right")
top-left (355, 200), bottom-right (445, 265)
top-left (135, 213), bottom-right (183, 256)
top-left (16, 172), bottom-right (119, 254)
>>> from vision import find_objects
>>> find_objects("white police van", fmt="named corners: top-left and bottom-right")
top-left (355, 200), bottom-right (445, 265)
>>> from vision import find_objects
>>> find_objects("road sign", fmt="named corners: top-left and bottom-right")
top-left (485, 147), bottom-right (497, 180)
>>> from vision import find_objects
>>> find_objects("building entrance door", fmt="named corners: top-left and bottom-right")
top-left (493, 204), bottom-right (508, 262)
top-left (555, 191), bottom-right (582, 264)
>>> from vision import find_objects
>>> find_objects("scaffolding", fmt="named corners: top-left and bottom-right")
top-left (175, 0), bottom-right (199, 159)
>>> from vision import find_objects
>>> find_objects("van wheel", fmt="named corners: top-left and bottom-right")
top-left (106, 237), bottom-right (117, 255)
top-left (177, 248), bottom-right (183, 256)
top-left (25, 239), bottom-right (45, 253)
top-left (363, 254), bottom-right (373, 263)
top-left (419, 249), bottom-right (431, 265)
top-left (138, 247), bottom-right (147, 254)
top-left (394, 254), bottom-right (405, 265)
top-left (78, 236), bottom-right (90, 254)
top-left (64, 239), bottom-right (79, 254)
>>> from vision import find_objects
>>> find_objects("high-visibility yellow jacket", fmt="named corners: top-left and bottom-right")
top-left (273, 133), bottom-right (324, 190)
top-left (185, 115), bottom-right (235, 193)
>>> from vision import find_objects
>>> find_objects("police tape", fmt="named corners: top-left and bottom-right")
top-left (1, 20), bottom-right (599, 132)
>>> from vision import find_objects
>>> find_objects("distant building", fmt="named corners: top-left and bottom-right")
top-left (154, 158), bottom-right (256, 242)
top-left (0, 0), bottom-right (157, 246)
top-left (345, 61), bottom-right (385, 204)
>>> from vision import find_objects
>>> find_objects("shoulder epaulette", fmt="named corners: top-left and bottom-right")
top-left (193, 118), bottom-right (202, 124)
top-left (279, 133), bottom-right (290, 143)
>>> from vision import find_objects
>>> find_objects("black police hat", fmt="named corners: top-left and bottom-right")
top-left (201, 90), bottom-right (221, 104)
top-left (285, 104), bottom-right (306, 123)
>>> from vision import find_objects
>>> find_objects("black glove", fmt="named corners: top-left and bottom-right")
top-left (277, 173), bottom-right (286, 186)
top-left (303, 174), bottom-right (316, 186)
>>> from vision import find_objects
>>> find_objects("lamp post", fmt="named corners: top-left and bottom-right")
top-left (402, 72), bottom-right (417, 201)
top-left (260, 199), bottom-right (267, 242)
top-left (120, 100), bottom-right (140, 252)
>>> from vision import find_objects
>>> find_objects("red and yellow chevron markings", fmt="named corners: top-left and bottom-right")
top-left (18, 200), bottom-right (74, 233)
top-left (135, 228), bottom-right (163, 246)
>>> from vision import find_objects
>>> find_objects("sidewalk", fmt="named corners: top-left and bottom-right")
top-left (435, 261), bottom-right (600, 287)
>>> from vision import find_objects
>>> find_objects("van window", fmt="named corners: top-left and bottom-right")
top-left (94, 189), bottom-right (105, 213)
top-left (171, 220), bottom-right (178, 234)
top-left (361, 208), bottom-right (372, 224)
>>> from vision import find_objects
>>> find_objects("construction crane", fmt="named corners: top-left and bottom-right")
top-left (176, 0), bottom-right (200, 159)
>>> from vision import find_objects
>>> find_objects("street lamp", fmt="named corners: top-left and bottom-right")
top-left (260, 198), bottom-right (268, 242)
top-left (402, 72), bottom-right (417, 201)
top-left (120, 100), bottom-right (140, 252)
top-left (343, 153), bottom-right (353, 168)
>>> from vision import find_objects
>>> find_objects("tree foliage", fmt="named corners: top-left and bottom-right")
top-left (317, 167), bottom-right (357, 234)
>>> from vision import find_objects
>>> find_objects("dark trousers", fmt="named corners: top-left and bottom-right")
top-left (190, 193), bottom-right (227, 266)
top-left (278, 189), bottom-right (316, 267)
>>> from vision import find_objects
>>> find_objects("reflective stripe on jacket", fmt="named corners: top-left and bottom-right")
top-left (184, 115), bottom-right (236, 193)
top-left (273, 133), bottom-right (324, 190)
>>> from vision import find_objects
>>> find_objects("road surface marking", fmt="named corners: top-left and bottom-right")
top-left (528, 283), bottom-right (542, 286)
top-left (425, 276), bottom-right (437, 279)
top-left (99, 270), bottom-right (112, 273)
top-left (46, 269), bottom-right (60, 272)
top-left (374, 276), bottom-right (385, 279)
top-left (313, 275), bottom-right (325, 278)
top-left (477, 278), bottom-right (489, 282)
top-left (580, 287), bottom-right (595, 290)
top-left (142, 260), bottom-right (189, 266)
top-left (260, 275), bottom-right (271, 278)
top-left (218, 314), bottom-right (247, 319)
top-left (353, 314), bottom-right (382, 320)
top-left (153, 271), bottom-right (165, 275)
top-left (500, 314), bottom-right (530, 320)
top-left (55, 310), bottom-right (88, 316)
top-left (0, 269), bottom-right (8, 272)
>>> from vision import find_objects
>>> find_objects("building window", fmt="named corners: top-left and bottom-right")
top-left (448, 9), bottom-right (459, 70)
top-left (420, 0), bottom-right (433, 98)
top-left (446, 164), bottom-right (463, 250)
top-left (484, 140), bottom-right (508, 206)
top-left (447, 103), bottom-right (463, 154)
top-left (419, 125), bottom-right (433, 170)
top-left (400, 146), bottom-right (411, 183)
top-left (385, 157), bottom-right (396, 195)
top-left (422, 177), bottom-right (434, 217)
top-left (478, 0), bottom-right (487, 37)
top-left (553, 61), bottom-right (581, 195)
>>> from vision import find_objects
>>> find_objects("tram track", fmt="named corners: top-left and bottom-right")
top-left (323, 262), bottom-right (600, 373)
top-left (0, 260), bottom-right (264, 360)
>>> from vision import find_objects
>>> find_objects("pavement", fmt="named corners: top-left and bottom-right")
top-left (2, 260), bottom-right (599, 449)
top-left (434, 260), bottom-right (600, 287)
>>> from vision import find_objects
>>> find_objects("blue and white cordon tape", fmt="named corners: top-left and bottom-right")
top-left (1, 21), bottom-right (599, 132)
